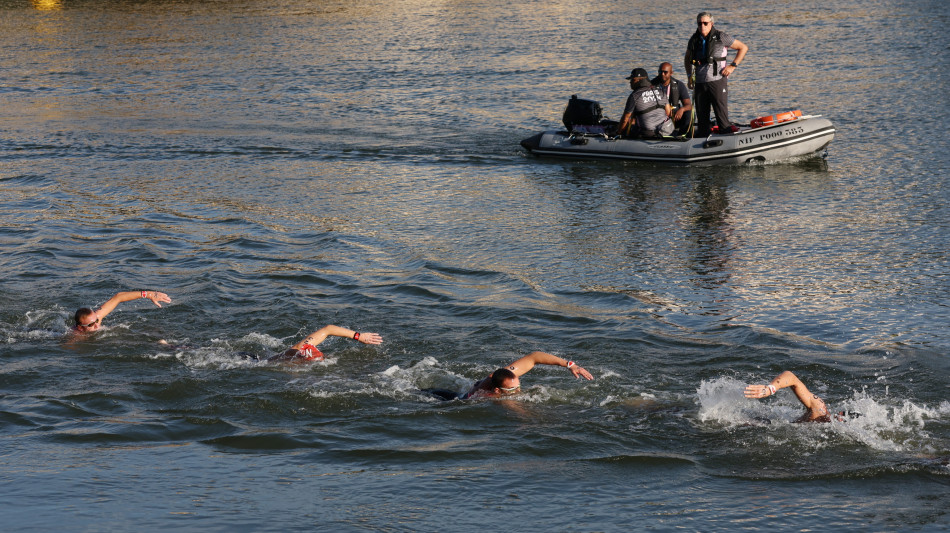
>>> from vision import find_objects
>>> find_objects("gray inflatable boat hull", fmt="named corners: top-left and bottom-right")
top-left (521, 115), bottom-right (835, 165)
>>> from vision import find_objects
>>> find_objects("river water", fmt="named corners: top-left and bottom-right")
top-left (1, 0), bottom-right (948, 530)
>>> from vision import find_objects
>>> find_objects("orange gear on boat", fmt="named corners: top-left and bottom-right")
top-left (751, 109), bottom-right (802, 128)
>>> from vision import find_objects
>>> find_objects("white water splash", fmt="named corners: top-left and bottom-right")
top-left (696, 376), bottom-right (947, 453)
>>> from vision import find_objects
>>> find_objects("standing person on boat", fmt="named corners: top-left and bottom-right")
top-left (617, 67), bottom-right (674, 139)
top-left (684, 11), bottom-right (748, 136)
top-left (266, 324), bottom-right (382, 363)
top-left (651, 62), bottom-right (693, 135)
top-left (423, 351), bottom-right (594, 400)
top-left (73, 290), bottom-right (172, 333)
top-left (744, 371), bottom-right (838, 423)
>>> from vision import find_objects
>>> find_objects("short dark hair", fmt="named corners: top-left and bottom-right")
top-left (74, 307), bottom-right (94, 326)
top-left (490, 368), bottom-right (516, 389)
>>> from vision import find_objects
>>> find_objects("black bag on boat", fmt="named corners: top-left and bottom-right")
top-left (562, 95), bottom-right (603, 132)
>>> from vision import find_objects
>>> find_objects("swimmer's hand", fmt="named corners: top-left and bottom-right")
top-left (356, 332), bottom-right (383, 345)
top-left (570, 365), bottom-right (594, 380)
top-left (145, 291), bottom-right (172, 308)
top-left (744, 384), bottom-right (775, 399)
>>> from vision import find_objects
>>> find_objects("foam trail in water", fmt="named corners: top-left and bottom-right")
top-left (377, 357), bottom-right (470, 400)
top-left (154, 332), bottom-right (333, 371)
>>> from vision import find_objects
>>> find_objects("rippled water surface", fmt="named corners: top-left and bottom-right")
top-left (2, 0), bottom-right (949, 530)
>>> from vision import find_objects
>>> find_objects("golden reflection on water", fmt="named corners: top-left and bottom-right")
top-left (31, 0), bottom-right (64, 10)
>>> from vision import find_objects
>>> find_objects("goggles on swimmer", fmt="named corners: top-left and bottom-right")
top-left (77, 313), bottom-right (101, 329)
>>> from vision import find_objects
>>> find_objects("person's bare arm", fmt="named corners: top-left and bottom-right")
top-left (721, 39), bottom-right (748, 77)
top-left (96, 290), bottom-right (171, 319)
top-left (504, 351), bottom-right (593, 380)
top-left (745, 371), bottom-right (827, 418)
top-left (618, 112), bottom-right (635, 137)
top-left (291, 325), bottom-right (382, 350)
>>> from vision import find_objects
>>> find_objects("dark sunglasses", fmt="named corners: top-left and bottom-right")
top-left (659, 70), bottom-right (672, 74)
top-left (699, 21), bottom-right (711, 26)
top-left (79, 316), bottom-right (100, 329)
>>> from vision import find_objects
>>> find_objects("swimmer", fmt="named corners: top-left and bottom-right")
top-left (425, 351), bottom-right (594, 400)
top-left (745, 370), bottom-right (841, 423)
top-left (73, 290), bottom-right (171, 333)
top-left (266, 325), bottom-right (382, 363)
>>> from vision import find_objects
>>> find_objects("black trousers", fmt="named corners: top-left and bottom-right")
top-left (694, 77), bottom-right (731, 136)
top-left (672, 108), bottom-right (692, 134)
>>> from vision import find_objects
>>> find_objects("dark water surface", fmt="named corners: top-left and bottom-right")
top-left (2, 0), bottom-right (948, 530)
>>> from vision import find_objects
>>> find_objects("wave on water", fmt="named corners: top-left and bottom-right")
top-left (696, 376), bottom-right (950, 455)
top-left (2, 308), bottom-right (71, 343)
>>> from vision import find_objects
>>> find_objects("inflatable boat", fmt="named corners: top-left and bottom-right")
top-left (520, 97), bottom-right (836, 166)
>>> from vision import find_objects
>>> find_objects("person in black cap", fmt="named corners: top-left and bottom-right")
top-left (617, 67), bottom-right (674, 139)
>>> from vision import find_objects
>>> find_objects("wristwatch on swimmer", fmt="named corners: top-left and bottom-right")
top-left (730, 62), bottom-right (738, 67)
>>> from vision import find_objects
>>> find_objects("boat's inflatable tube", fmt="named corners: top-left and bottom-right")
top-left (521, 113), bottom-right (835, 166)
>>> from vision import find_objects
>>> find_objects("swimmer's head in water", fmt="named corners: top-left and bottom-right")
top-left (835, 411), bottom-right (862, 422)
top-left (267, 344), bottom-right (324, 363)
top-left (490, 368), bottom-right (520, 394)
top-left (297, 344), bottom-right (324, 361)
top-left (74, 308), bottom-right (101, 332)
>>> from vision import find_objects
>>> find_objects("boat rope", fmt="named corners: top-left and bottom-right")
top-left (685, 66), bottom-right (697, 138)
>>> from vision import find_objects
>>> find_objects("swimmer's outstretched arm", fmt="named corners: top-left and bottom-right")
top-left (504, 351), bottom-right (594, 380)
top-left (97, 290), bottom-right (172, 319)
top-left (744, 371), bottom-right (827, 417)
top-left (290, 325), bottom-right (383, 351)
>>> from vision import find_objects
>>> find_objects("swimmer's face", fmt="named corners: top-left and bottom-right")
top-left (76, 311), bottom-right (101, 332)
top-left (496, 376), bottom-right (521, 395)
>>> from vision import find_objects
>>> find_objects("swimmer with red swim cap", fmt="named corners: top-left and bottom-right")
top-left (268, 325), bottom-right (382, 363)
top-left (73, 290), bottom-right (172, 334)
